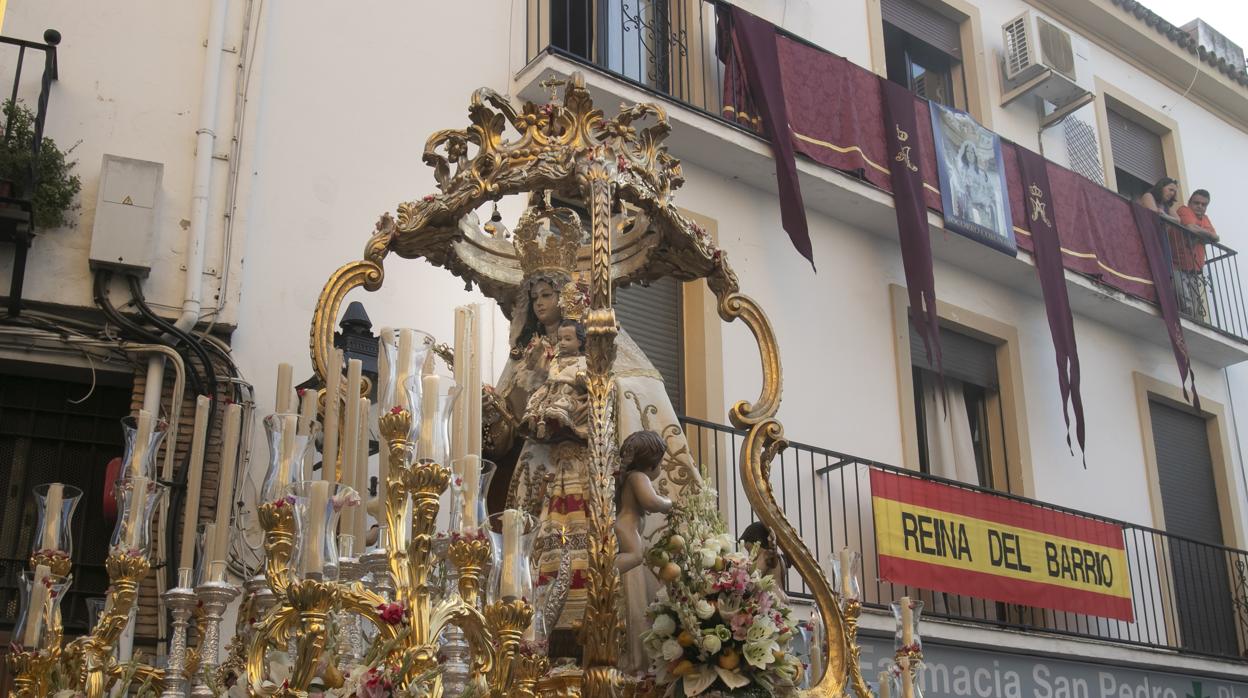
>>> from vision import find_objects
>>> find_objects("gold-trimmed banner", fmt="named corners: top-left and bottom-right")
top-left (871, 470), bottom-right (1133, 621)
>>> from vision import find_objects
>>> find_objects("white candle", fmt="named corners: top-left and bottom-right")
top-left (355, 397), bottom-right (370, 542)
top-left (839, 547), bottom-right (854, 599)
top-left (461, 455), bottom-right (480, 531)
top-left (298, 389), bottom-right (318, 479)
top-left (500, 509), bottom-right (523, 599)
top-left (378, 327), bottom-right (394, 412)
top-left (23, 565), bottom-right (50, 648)
top-left (419, 376), bottom-right (439, 460)
top-left (450, 308), bottom-right (469, 466)
top-left (277, 414), bottom-right (299, 487)
top-left (396, 329), bottom-right (415, 411)
top-left (125, 476), bottom-right (149, 550)
top-left (41, 483), bottom-right (64, 552)
top-left (467, 305), bottom-right (483, 458)
top-left (900, 596), bottom-right (914, 646)
top-left (178, 396), bottom-right (212, 571)
top-left (129, 409), bottom-right (155, 478)
top-left (211, 403), bottom-right (242, 565)
top-left (878, 671), bottom-right (891, 698)
top-left (900, 656), bottom-right (914, 698)
top-left (304, 480), bottom-right (329, 575)
top-left (276, 362), bottom-right (293, 414)
top-left (198, 522), bottom-right (216, 583)
top-left (341, 359), bottom-right (363, 525)
top-left (323, 348), bottom-right (344, 482)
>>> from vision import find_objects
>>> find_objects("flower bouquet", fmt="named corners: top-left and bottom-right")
top-left (641, 478), bottom-right (802, 697)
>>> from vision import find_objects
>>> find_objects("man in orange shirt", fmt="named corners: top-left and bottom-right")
top-left (1171, 189), bottom-right (1218, 318)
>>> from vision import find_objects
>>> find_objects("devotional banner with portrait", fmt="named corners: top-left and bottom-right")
top-left (929, 102), bottom-right (1017, 256)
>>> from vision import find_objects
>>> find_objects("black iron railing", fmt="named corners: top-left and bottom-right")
top-left (1161, 220), bottom-right (1248, 341)
top-left (680, 416), bottom-right (1248, 662)
top-left (0, 29), bottom-right (60, 317)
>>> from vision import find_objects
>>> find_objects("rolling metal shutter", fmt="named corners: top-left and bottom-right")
top-left (882, 0), bottom-right (961, 58)
top-left (909, 324), bottom-right (998, 389)
top-left (1107, 108), bottom-right (1166, 186)
top-left (615, 277), bottom-right (684, 412)
top-left (1149, 400), bottom-right (1237, 656)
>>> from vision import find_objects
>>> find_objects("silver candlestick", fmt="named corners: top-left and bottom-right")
top-left (190, 574), bottom-right (239, 698)
top-left (160, 568), bottom-right (197, 698)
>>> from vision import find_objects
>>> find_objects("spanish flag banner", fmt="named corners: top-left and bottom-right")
top-left (871, 469), bottom-right (1133, 621)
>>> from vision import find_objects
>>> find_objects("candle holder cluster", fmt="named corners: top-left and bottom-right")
top-left (5, 414), bottom-right (172, 698)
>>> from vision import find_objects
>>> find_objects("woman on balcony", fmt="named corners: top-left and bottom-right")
top-left (1137, 177), bottom-right (1180, 218)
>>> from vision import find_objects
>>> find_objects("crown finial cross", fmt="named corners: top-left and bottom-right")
top-left (539, 75), bottom-right (567, 103)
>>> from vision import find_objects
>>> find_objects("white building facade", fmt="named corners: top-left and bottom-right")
top-left (0, 0), bottom-right (1246, 693)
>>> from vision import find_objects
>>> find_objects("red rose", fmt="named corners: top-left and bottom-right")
top-left (377, 602), bottom-right (406, 625)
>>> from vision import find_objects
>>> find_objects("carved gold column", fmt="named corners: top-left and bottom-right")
top-left (581, 158), bottom-right (624, 697)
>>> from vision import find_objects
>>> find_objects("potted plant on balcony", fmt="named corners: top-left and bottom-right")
top-left (0, 99), bottom-right (80, 229)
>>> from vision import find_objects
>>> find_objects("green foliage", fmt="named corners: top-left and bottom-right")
top-left (0, 99), bottom-right (80, 229)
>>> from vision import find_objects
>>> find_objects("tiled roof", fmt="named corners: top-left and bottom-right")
top-left (1109, 0), bottom-right (1248, 88)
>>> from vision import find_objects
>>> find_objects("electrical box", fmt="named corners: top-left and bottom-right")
top-left (88, 155), bottom-right (163, 276)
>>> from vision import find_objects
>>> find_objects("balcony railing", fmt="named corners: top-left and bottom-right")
top-left (681, 416), bottom-right (1248, 662)
top-left (0, 29), bottom-right (61, 316)
top-left (1162, 220), bottom-right (1248, 340)
top-left (526, 2), bottom-right (1248, 343)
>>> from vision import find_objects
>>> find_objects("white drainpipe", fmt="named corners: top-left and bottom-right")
top-left (124, 0), bottom-right (230, 663)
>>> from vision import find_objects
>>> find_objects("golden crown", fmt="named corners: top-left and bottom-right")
top-left (512, 204), bottom-right (584, 277)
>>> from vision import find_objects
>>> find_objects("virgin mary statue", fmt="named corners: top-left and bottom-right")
top-left (482, 204), bottom-right (697, 669)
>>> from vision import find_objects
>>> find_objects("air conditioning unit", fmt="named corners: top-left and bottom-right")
top-left (1004, 11), bottom-right (1076, 82)
top-left (1001, 11), bottom-right (1091, 110)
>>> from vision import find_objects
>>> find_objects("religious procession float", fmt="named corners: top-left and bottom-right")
top-left (6, 73), bottom-right (926, 698)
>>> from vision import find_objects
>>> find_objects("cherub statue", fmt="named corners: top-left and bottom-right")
top-left (614, 430), bottom-right (673, 573)
top-left (522, 319), bottom-right (589, 441)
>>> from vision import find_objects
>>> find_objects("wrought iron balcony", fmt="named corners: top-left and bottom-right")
top-left (524, 1), bottom-right (1248, 346)
top-left (1162, 220), bottom-right (1247, 341)
top-left (0, 29), bottom-right (60, 317)
top-left (681, 416), bottom-right (1248, 662)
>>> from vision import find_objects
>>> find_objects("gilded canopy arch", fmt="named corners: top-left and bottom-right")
top-left (309, 72), bottom-right (871, 696)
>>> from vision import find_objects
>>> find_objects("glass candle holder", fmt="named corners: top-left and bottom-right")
top-left (120, 414), bottom-right (168, 480)
top-left (13, 569), bottom-right (71, 651)
top-left (195, 521), bottom-right (216, 586)
top-left (110, 477), bottom-right (167, 557)
top-left (32, 483), bottom-right (82, 558)
top-left (406, 374), bottom-right (459, 465)
top-left (262, 413), bottom-right (319, 503)
top-left (487, 509), bottom-right (538, 604)
top-left (826, 548), bottom-right (861, 603)
top-left (890, 597), bottom-right (924, 654)
top-left (448, 457), bottom-right (496, 533)
top-left (288, 481), bottom-right (358, 583)
top-left (378, 328), bottom-right (435, 419)
top-left (85, 596), bottom-right (108, 631)
top-left (894, 657), bottom-right (923, 698)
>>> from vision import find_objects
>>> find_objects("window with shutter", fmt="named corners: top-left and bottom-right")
top-left (1148, 400), bottom-right (1238, 656)
top-left (881, 0), bottom-right (968, 110)
top-left (615, 277), bottom-right (684, 413)
top-left (908, 324), bottom-right (1002, 489)
top-left (1107, 108), bottom-right (1167, 198)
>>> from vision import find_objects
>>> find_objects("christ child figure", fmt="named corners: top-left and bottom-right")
top-left (614, 430), bottom-right (673, 573)
top-left (522, 319), bottom-right (589, 441)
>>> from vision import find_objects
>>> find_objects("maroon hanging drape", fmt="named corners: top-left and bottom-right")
top-left (881, 77), bottom-right (941, 374)
top-left (1017, 146), bottom-right (1085, 456)
top-left (716, 5), bottom-right (815, 268)
top-left (1132, 205), bottom-right (1199, 408)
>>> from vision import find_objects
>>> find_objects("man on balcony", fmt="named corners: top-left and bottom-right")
top-left (1171, 189), bottom-right (1219, 319)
